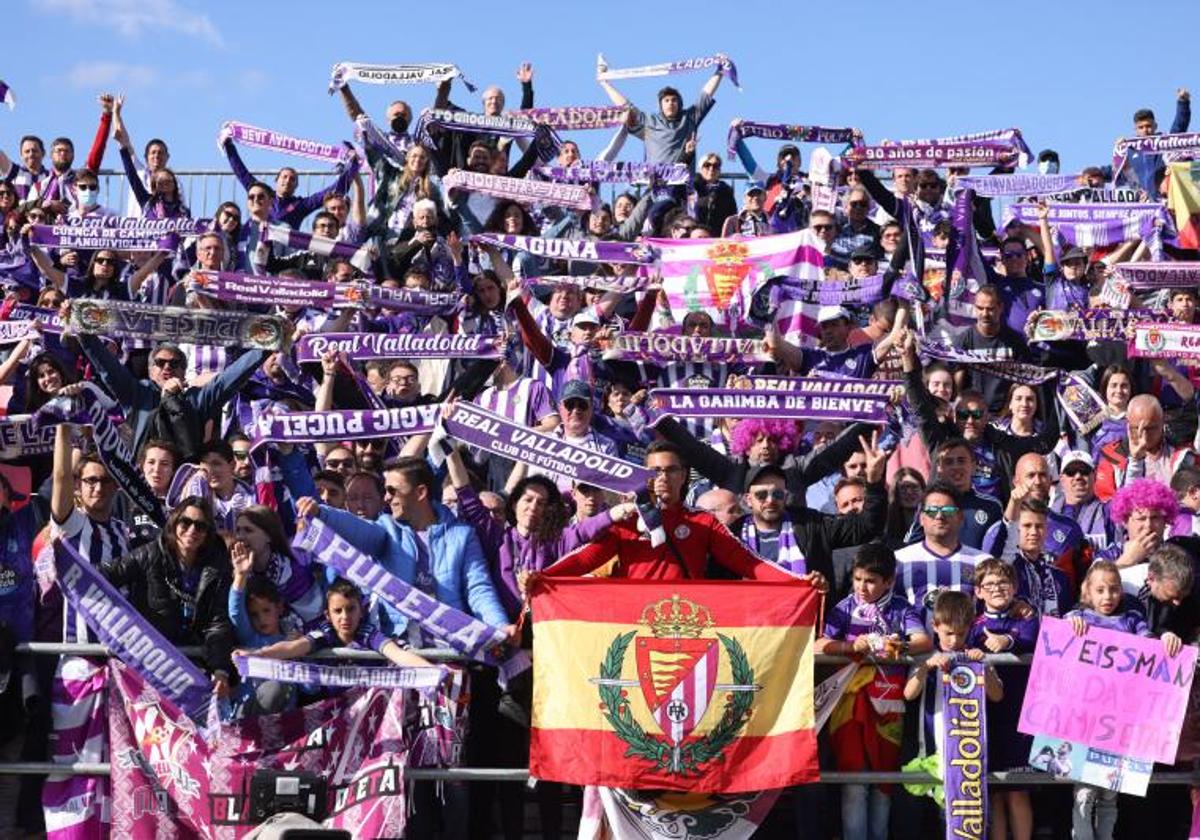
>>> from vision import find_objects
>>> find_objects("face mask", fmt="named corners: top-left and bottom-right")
top-left (77, 187), bottom-right (98, 207)
top-left (1038, 160), bottom-right (1059, 175)
top-left (390, 116), bottom-right (409, 135)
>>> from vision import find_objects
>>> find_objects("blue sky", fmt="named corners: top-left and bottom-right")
top-left (3, 0), bottom-right (1198, 180)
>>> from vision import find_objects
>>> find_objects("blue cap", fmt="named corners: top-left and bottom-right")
top-left (559, 380), bottom-right (593, 404)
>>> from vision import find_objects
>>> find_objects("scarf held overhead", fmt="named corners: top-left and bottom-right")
top-left (220, 120), bottom-right (352, 165)
top-left (596, 52), bottom-right (740, 88)
top-left (67, 298), bottom-right (286, 350)
top-left (329, 61), bottom-right (475, 93)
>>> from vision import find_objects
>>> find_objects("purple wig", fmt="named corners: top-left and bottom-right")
top-left (1109, 478), bottom-right (1179, 525)
top-left (730, 418), bottom-right (801, 457)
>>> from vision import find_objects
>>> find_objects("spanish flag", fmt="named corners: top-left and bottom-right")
top-left (530, 578), bottom-right (820, 792)
top-left (1167, 161), bottom-right (1200, 250)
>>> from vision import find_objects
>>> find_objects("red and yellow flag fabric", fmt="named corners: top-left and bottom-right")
top-left (1167, 161), bottom-right (1200, 249)
top-left (529, 578), bottom-right (820, 793)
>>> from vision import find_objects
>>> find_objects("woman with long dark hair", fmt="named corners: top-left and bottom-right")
top-left (231, 504), bottom-right (324, 627)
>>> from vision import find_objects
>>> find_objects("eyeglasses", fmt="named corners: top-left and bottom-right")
top-left (76, 184), bottom-right (98, 191)
top-left (979, 581), bottom-right (1013, 592)
top-left (1062, 467), bottom-right (1092, 477)
top-left (955, 408), bottom-right (986, 421)
top-left (80, 476), bottom-right (116, 488)
top-left (812, 224), bottom-right (834, 232)
top-left (751, 488), bottom-right (787, 502)
top-left (176, 515), bottom-right (210, 532)
top-left (389, 375), bottom-right (418, 385)
top-left (701, 161), bottom-right (719, 169)
top-left (152, 356), bottom-right (184, 369)
top-left (325, 457), bottom-right (355, 469)
top-left (650, 465), bottom-right (685, 477)
top-left (563, 399), bottom-right (591, 413)
top-left (922, 504), bottom-right (960, 518)
top-left (850, 256), bottom-right (876, 264)
top-left (93, 256), bottom-right (116, 266)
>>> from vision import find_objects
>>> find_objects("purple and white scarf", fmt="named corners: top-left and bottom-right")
top-left (522, 273), bottom-right (648, 295)
top-left (0, 79), bottom-right (13, 110)
top-left (740, 515), bottom-right (806, 574)
top-left (941, 660), bottom-right (988, 840)
top-left (919, 340), bottom-right (1059, 385)
top-left (296, 331), bottom-right (501, 362)
top-left (847, 140), bottom-right (1020, 170)
top-left (192, 268), bottom-right (336, 308)
top-left (953, 173), bottom-right (1086, 197)
top-left (234, 654), bottom-right (447, 692)
top-left (442, 169), bottom-right (593, 211)
top-left (602, 331), bottom-right (772, 364)
top-left (328, 61), bottom-right (475, 93)
top-left (220, 120), bottom-right (351, 165)
top-left (649, 385), bottom-right (889, 423)
top-left (67, 298), bottom-right (286, 350)
top-left (293, 517), bottom-right (523, 673)
top-left (1128, 321), bottom-right (1200, 359)
top-left (0, 318), bottom-right (39, 344)
top-left (1113, 262), bottom-right (1200, 290)
top-left (596, 52), bottom-right (740, 89)
top-left (469, 232), bottom-right (657, 264)
top-left (534, 160), bottom-right (691, 185)
top-left (1023, 307), bottom-right (1163, 342)
top-left (338, 281), bottom-right (460, 314)
top-left (906, 127), bottom-right (1032, 165)
top-left (30, 216), bottom-right (211, 252)
top-left (749, 375), bottom-right (899, 396)
top-left (414, 108), bottom-right (562, 162)
top-left (1056, 372), bottom-right (1107, 436)
top-left (1112, 132), bottom-right (1200, 176)
top-left (771, 273), bottom-right (886, 306)
top-left (510, 105), bottom-right (627, 130)
top-left (726, 121), bottom-right (857, 159)
top-left (258, 223), bottom-right (375, 274)
top-left (248, 404), bottom-right (440, 446)
top-left (0, 414), bottom-right (56, 460)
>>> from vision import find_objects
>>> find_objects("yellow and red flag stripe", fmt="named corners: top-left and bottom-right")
top-left (530, 578), bottom-right (820, 793)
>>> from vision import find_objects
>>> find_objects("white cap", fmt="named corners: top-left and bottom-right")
top-left (571, 310), bottom-right (600, 328)
top-left (816, 305), bottom-right (852, 324)
top-left (1061, 450), bottom-right (1095, 471)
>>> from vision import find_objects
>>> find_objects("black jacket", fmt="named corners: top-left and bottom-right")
top-left (729, 480), bottom-right (888, 582)
top-left (101, 536), bottom-right (235, 675)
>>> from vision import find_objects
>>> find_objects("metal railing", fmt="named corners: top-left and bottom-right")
top-left (3, 642), bottom-right (1197, 787)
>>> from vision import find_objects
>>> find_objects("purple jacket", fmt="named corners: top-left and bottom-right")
top-left (456, 485), bottom-right (618, 620)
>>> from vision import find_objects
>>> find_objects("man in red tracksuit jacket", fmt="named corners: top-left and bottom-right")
top-left (544, 440), bottom-right (828, 591)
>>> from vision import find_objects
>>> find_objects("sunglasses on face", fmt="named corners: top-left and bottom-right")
top-left (563, 399), bottom-right (591, 413)
top-left (751, 488), bottom-right (786, 502)
top-left (153, 356), bottom-right (184, 369)
top-left (922, 504), bottom-right (960, 518)
top-left (1063, 467), bottom-right (1092, 478)
top-left (701, 161), bottom-right (719, 169)
top-left (812, 224), bottom-right (834, 232)
top-left (176, 515), bottom-right (210, 532)
top-left (93, 256), bottom-right (116, 266)
top-left (955, 408), bottom-right (986, 421)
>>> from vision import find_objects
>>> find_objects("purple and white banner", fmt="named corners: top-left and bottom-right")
top-left (220, 120), bottom-right (351, 165)
top-left (329, 60), bottom-right (475, 92)
top-left (442, 169), bottom-right (593, 211)
top-left (30, 216), bottom-right (212, 252)
top-left (903, 127), bottom-right (1031, 165)
top-left (54, 538), bottom-right (213, 722)
top-left (294, 517), bottom-right (517, 670)
top-left (234, 654), bottom-right (447, 691)
top-left (1005, 202), bottom-right (1175, 249)
top-left (533, 160), bottom-right (691, 186)
top-left (259, 223), bottom-right (375, 274)
top-left (1113, 132), bottom-right (1200, 175)
top-left (338, 281), bottom-right (460, 314)
top-left (510, 105), bottom-right (627, 130)
top-left (749, 375), bottom-right (900, 397)
top-left (523, 273), bottom-right (649, 295)
top-left (941, 660), bottom-right (988, 840)
top-left (1113, 262), bottom-right (1200, 290)
top-left (296, 331), bottom-right (501, 362)
top-left (443, 401), bottom-right (653, 494)
top-left (192, 269), bottom-right (336, 308)
top-left (953, 173), bottom-right (1086, 198)
top-left (0, 413), bottom-right (57, 460)
top-left (726, 120), bottom-right (857, 158)
top-left (248, 405), bottom-right (440, 447)
top-left (596, 52), bottom-right (740, 89)
top-left (601, 331), bottom-right (772, 364)
top-left (0, 79), bottom-right (13, 110)
top-left (109, 660), bottom-right (412, 838)
top-left (0, 318), bottom-right (39, 344)
top-left (1023, 307), bottom-right (1163, 342)
top-left (648, 385), bottom-right (889, 423)
top-left (68, 298), bottom-right (286, 350)
top-left (771, 273), bottom-right (886, 306)
top-left (847, 140), bottom-right (1020, 170)
top-left (1128, 321), bottom-right (1200, 360)
top-left (469, 232), bottom-right (657, 264)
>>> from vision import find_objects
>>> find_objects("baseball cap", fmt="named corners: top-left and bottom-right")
top-left (1061, 450), bottom-right (1094, 472)
top-left (560, 380), bottom-right (593, 404)
top-left (571, 310), bottom-right (600, 328)
top-left (1060, 247), bottom-right (1087, 264)
top-left (744, 463), bottom-right (787, 492)
top-left (816, 305), bottom-right (852, 324)
top-left (850, 243), bottom-right (882, 261)
top-left (744, 181), bottom-right (766, 195)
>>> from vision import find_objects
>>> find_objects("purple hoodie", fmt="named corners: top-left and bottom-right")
top-left (456, 485), bottom-right (620, 620)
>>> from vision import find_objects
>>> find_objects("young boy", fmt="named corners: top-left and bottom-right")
top-left (816, 542), bottom-right (932, 840)
top-left (894, 591), bottom-right (1003, 840)
top-left (968, 558), bottom-right (1039, 840)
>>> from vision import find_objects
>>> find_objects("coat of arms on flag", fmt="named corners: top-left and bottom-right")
top-left (530, 578), bottom-right (820, 793)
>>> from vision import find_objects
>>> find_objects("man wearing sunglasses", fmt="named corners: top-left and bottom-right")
top-left (903, 438), bottom-right (1003, 551)
top-left (829, 188), bottom-right (880, 269)
top-left (1050, 450), bottom-right (1114, 553)
top-left (895, 482), bottom-right (991, 631)
top-left (730, 431), bottom-right (889, 589)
